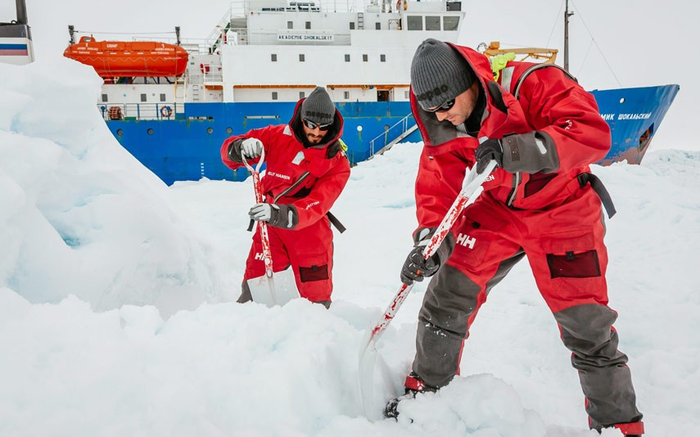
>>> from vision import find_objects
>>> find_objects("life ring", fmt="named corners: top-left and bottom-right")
top-left (160, 106), bottom-right (173, 118)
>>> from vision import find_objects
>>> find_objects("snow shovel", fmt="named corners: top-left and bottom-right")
top-left (358, 160), bottom-right (497, 419)
top-left (242, 150), bottom-right (300, 307)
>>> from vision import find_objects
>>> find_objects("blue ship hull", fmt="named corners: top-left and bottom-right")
top-left (105, 84), bottom-right (679, 185)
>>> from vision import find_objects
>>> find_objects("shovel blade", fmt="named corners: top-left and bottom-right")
top-left (248, 268), bottom-right (300, 307)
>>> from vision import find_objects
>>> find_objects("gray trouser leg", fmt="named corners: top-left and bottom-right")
top-left (554, 304), bottom-right (643, 429)
top-left (413, 251), bottom-right (525, 388)
top-left (237, 281), bottom-right (252, 303)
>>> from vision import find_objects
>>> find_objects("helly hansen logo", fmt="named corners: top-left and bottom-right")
top-left (456, 233), bottom-right (476, 249)
top-left (268, 171), bottom-right (291, 180)
top-left (254, 252), bottom-right (265, 261)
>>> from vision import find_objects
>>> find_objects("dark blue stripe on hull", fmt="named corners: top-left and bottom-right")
top-left (106, 85), bottom-right (678, 185)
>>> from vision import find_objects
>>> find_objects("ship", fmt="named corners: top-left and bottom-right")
top-left (62, 0), bottom-right (679, 185)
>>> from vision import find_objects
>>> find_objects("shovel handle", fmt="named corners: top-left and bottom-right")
top-left (365, 160), bottom-right (496, 347)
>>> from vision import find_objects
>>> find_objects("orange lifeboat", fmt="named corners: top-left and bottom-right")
top-left (63, 36), bottom-right (189, 77)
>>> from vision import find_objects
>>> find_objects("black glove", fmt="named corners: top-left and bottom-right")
top-left (400, 246), bottom-right (441, 285)
top-left (474, 138), bottom-right (503, 174)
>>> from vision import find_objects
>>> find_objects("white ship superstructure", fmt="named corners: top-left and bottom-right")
top-left (186, 0), bottom-right (465, 104)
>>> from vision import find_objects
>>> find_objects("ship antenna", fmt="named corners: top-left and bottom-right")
top-left (564, 0), bottom-right (573, 71)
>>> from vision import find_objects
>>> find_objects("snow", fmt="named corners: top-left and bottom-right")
top-left (1, 57), bottom-right (699, 437)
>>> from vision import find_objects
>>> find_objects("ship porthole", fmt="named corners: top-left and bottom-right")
top-left (147, 128), bottom-right (154, 135)
top-left (226, 127), bottom-right (233, 134)
top-left (116, 129), bottom-right (123, 136)
top-left (619, 97), bottom-right (626, 104)
top-left (207, 127), bottom-right (214, 135)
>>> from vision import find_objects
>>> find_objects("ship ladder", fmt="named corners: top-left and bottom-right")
top-left (368, 113), bottom-right (418, 159)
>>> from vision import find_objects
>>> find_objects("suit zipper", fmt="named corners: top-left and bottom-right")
top-left (273, 171), bottom-right (311, 203)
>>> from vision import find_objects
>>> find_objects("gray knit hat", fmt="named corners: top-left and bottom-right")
top-left (411, 39), bottom-right (475, 110)
top-left (301, 87), bottom-right (335, 125)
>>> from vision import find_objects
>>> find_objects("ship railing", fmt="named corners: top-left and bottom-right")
top-left (97, 102), bottom-right (180, 121)
top-left (368, 112), bottom-right (417, 157)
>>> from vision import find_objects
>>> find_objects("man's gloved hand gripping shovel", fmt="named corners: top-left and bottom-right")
top-left (358, 160), bottom-right (498, 419)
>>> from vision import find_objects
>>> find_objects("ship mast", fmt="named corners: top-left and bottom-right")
top-left (564, 0), bottom-right (573, 71)
top-left (15, 0), bottom-right (29, 25)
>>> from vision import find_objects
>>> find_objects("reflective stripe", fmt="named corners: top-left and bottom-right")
top-left (500, 66), bottom-right (515, 92)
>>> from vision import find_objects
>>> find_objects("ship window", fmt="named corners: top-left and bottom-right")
top-left (160, 93), bottom-right (166, 102)
top-left (407, 16), bottom-right (423, 30)
top-left (271, 53), bottom-right (277, 62)
top-left (140, 94), bottom-right (147, 102)
top-left (375, 22), bottom-right (381, 30)
top-left (299, 54), bottom-right (305, 62)
top-left (300, 91), bottom-right (305, 99)
top-left (272, 92), bottom-right (278, 100)
top-left (380, 54), bottom-right (386, 62)
top-left (147, 128), bottom-right (154, 135)
top-left (287, 21), bottom-right (293, 29)
top-left (344, 91), bottom-right (350, 100)
top-left (425, 16), bottom-right (440, 31)
top-left (363, 54), bottom-right (368, 62)
top-left (345, 54), bottom-right (350, 62)
top-left (226, 127), bottom-right (233, 134)
top-left (443, 16), bottom-right (460, 31)
top-left (349, 22), bottom-right (355, 30)
top-left (101, 94), bottom-right (108, 102)
top-left (207, 127), bottom-right (214, 135)
top-left (305, 21), bottom-right (311, 29)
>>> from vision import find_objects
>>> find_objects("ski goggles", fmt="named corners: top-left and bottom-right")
top-left (423, 98), bottom-right (456, 113)
top-left (303, 118), bottom-right (332, 131)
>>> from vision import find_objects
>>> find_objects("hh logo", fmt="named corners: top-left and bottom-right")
top-left (456, 233), bottom-right (476, 249)
top-left (254, 252), bottom-right (265, 261)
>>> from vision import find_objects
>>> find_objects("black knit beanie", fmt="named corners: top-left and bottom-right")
top-left (411, 39), bottom-right (475, 110)
top-left (301, 87), bottom-right (335, 125)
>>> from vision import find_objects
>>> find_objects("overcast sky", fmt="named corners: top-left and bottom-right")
top-left (3, 0), bottom-right (697, 150)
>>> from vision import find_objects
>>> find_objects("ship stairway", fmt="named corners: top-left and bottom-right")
top-left (367, 113), bottom-right (418, 159)
top-left (357, 12), bottom-right (364, 30)
top-left (207, 8), bottom-right (234, 52)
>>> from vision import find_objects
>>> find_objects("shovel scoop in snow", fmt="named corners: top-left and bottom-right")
top-left (247, 267), bottom-right (300, 307)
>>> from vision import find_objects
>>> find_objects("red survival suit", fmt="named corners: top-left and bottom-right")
top-left (408, 45), bottom-right (643, 433)
top-left (220, 101), bottom-right (350, 304)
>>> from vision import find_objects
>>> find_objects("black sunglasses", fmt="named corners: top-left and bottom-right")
top-left (303, 119), bottom-right (332, 130)
top-left (424, 98), bottom-right (456, 113)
